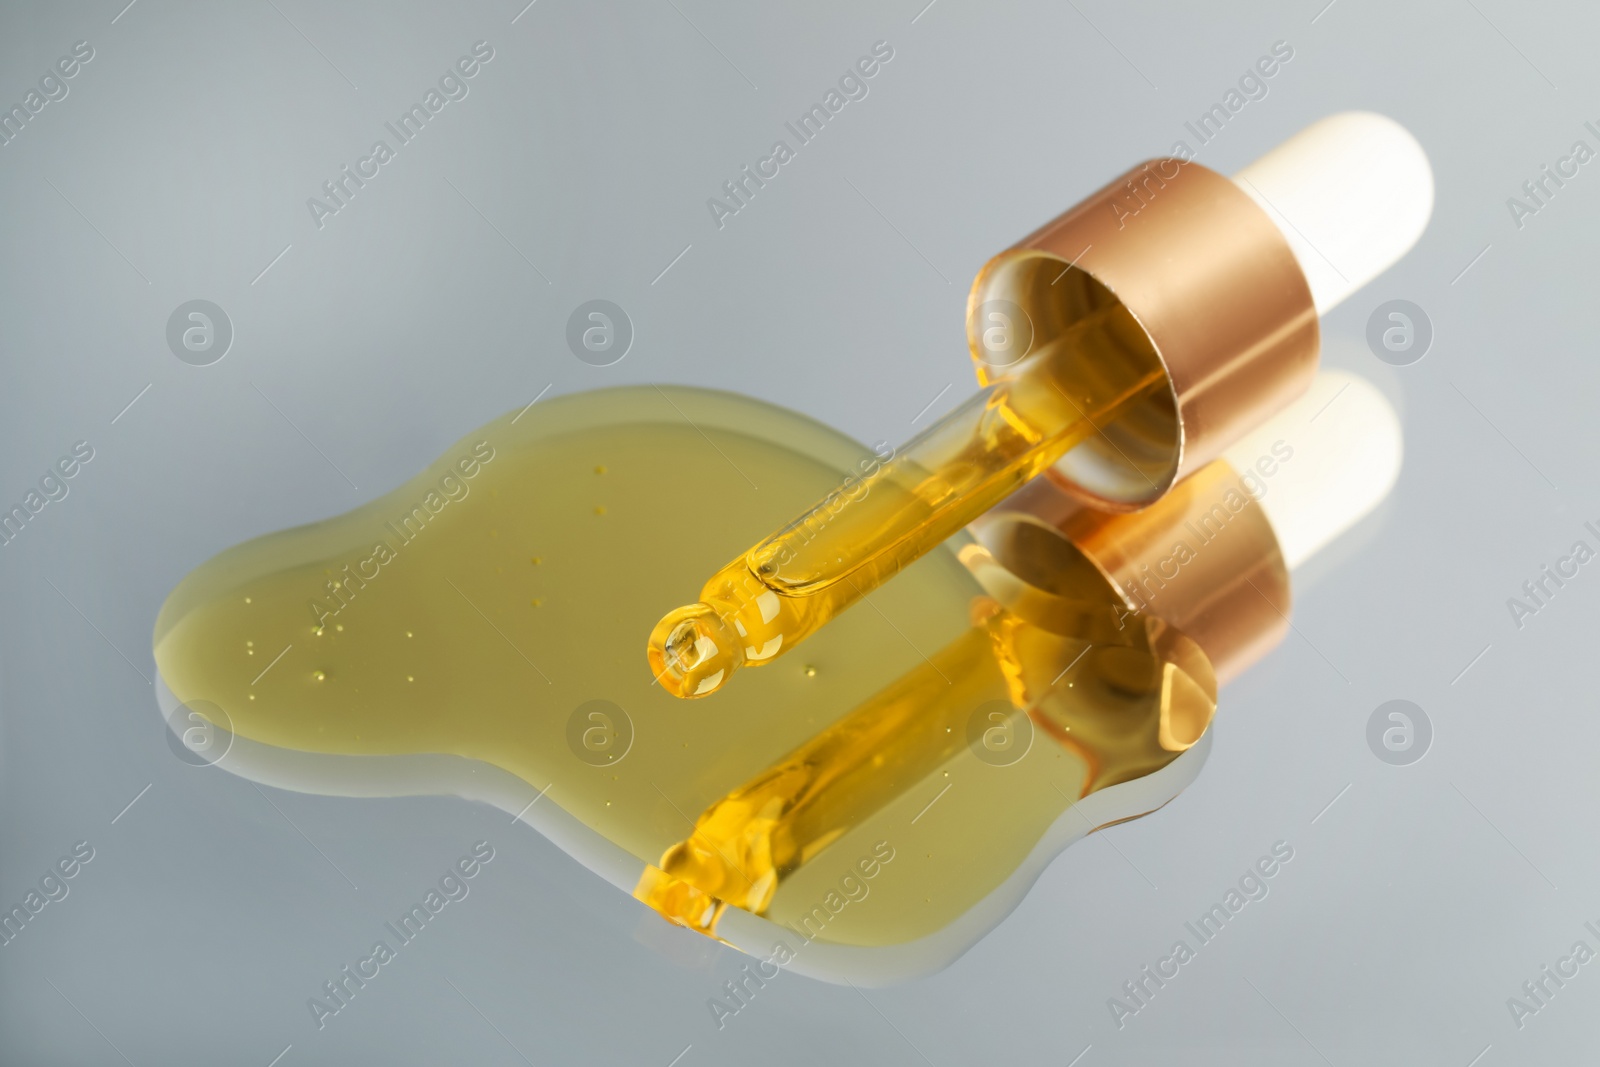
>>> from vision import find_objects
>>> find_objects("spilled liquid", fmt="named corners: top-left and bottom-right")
top-left (154, 386), bottom-right (1214, 949)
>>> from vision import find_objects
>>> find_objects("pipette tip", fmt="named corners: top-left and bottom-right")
top-left (648, 602), bottom-right (745, 699)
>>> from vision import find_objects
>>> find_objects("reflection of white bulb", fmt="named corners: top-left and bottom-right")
top-left (1221, 369), bottom-right (1402, 572)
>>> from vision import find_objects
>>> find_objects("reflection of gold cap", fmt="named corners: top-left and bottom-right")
top-left (968, 159), bottom-right (1318, 511)
top-left (976, 371), bottom-right (1403, 685)
top-left (982, 461), bottom-right (1289, 686)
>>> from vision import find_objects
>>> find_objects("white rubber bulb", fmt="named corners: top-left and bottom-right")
top-left (1232, 112), bottom-right (1434, 316)
top-left (1220, 369), bottom-right (1402, 572)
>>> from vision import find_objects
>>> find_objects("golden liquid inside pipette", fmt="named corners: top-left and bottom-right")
top-left (648, 301), bottom-right (1168, 699)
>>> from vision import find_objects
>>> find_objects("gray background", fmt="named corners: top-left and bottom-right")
top-left (0, 0), bottom-right (1593, 1063)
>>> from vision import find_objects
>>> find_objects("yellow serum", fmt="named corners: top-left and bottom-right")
top-left (155, 385), bottom-right (1212, 953)
top-left (153, 386), bottom-right (984, 903)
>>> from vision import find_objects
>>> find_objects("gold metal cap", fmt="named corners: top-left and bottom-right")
top-left (967, 159), bottom-right (1319, 511)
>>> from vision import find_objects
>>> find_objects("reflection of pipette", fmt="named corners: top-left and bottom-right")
top-left (649, 113), bottom-right (1432, 700)
top-left (638, 370), bottom-right (1402, 942)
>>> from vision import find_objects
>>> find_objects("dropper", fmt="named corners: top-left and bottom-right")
top-left (649, 112), bottom-right (1432, 700)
